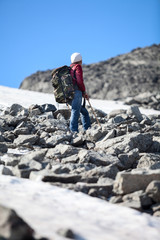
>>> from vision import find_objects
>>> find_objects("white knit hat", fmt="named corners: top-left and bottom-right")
top-left (71, 52), bottom-right (82, 63)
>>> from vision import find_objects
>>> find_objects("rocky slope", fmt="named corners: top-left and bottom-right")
top-left (0, 102), bottom-right (160, 223)
top-left (19, 44), bottom-right (160, 110)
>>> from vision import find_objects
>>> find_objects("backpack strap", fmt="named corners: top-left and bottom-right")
top-left (70, 65), bottom-right (76, 80)
top-left (70, 65), bottom-right (79, 91)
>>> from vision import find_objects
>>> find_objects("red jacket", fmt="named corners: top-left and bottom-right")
top-left (70, 63), bottom-right (85, 92)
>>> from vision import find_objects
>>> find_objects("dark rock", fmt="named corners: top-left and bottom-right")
top-left (146, 181), bottom-right (160, 203)
top-left (0, 204), bottom-right (34, 240)
top-left (150, 136), bottom-right (160, 153)
top-left (57, 228), bottom-right (75, 239)
top-left (5, 115), bottom-right (28, 128)
top-left (53, 109), bottom-right (70, 120)
top-left (127, 122), bottom-right (141, 132)
top-left (0, 165), bottom-right (13, 176)
top-left (113, 115), bottom-right (126, 124)
top-left (0, 134), bottom-right (5, 142)
top-left (40, 104), bottom-right (57, 113)
top-left (8, 104), bottom-right (28, 117)
top-left (71, 135), bottom-right (84, 147)
top-left (118, 148), bottom-right (139, 170)
top-left (122, 190), bottom-right (152, 210)
top-left (45, 134), bottom-right (71, 147)
top-left (0, 143), bottom-right (8, 153)
top-left (42, 173), bottom-right (82, 184)
top-left (76, 181), bottom-right (113, 199)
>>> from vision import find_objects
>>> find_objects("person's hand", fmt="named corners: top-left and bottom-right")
top-left (83, 92), bottom-right (89, 100)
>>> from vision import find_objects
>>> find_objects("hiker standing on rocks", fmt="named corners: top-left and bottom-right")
top-left (70, 52), bottom-right (91, 132)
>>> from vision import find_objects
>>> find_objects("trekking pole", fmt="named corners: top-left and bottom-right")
top-left (66, 102), bottom-right (71, 112)
top-left (87, 99), bottom-right (101, 127)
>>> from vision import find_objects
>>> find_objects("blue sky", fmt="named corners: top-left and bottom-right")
top-left (0, 0), bottom-right (160, 88)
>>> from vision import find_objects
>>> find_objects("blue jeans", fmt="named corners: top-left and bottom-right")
top-left (70, 90), bottom-right (91, 132)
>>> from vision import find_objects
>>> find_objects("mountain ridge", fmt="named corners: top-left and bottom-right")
top-left (20, 44), bottom-right (160, 101)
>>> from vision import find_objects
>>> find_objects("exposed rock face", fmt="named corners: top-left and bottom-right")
top-left (19, 44), bottom-right (160, 110)
top-left (0, 102), bottom-right (160, 219)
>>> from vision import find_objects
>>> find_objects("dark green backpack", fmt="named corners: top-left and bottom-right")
top-left (51, 65), bottom-right (75, 103)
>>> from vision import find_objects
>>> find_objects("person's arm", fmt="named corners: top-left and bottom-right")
top-left (75, 64), bottom-right (85, 92)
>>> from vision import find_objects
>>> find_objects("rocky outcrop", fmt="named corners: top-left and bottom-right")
top-left (0, 103), bottom-right (160, 218)
top-left (19, 44), bottom-right (160, 110)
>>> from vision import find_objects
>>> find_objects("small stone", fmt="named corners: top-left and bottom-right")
top-left (57, 228), bottom-right (75, 239)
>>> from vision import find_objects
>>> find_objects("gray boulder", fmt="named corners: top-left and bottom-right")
top-left (5, 114), bottom-right (28, 127)
top-left (14, 134), bottom-right (39, 146)
top-left (86, 127), bottom-right (107, 142)
top-left (14, 127), bottom-right (31, 136)
top-left (75, 181), bottom-right (113, 199)
top-left (113, 169), bottom-right (160, 194)
top-left (146, 180), bottom-right (160, 203)
top-left (18, 159), bottom-right (42, 171)
top-left (0, 165), bottom-right (13, 176)
top-left (61, 154), bottom-right (79, 164)
top-left (20, 149), bottom-right (48, 163)
top-left (127, 106), bottom-right (143, 122)
top-left (78, 149), bottom-right (121, 168)
top-left (120, 190), bottom-right (152, 211)
top-left (8, 103), bottom-right (28, 117)
top-left (45, 133), bottom-right (71, 147)
top-left (0, 143), bottom-right (8, 153)
top-left (83, 164), bottom-right (119, 180)
top-left (118, 148), bottom-right (139, 170)
top-left (96, 132), bottom-right (152, 155)
top-left (46, 144), bottom-right (79, 159)
top-left (108, 109), bottom-right (127, 119)
top-left (137, 153), bottom-right (160, 170)
top-left (0, 204), bottom-right (34, 240)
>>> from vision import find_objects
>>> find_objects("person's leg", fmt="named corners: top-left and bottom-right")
top-left (80, 106), bottom-right (91, 130)
top-left (70, 90), bottom-right (82, 132)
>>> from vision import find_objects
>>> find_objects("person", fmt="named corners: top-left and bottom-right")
top-left (69, 52), bottom-right (91, 132)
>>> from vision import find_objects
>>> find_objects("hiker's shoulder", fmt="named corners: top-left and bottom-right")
top-left (70, 64), bottom-right (82, 72)
top-left (70, 63), bottom-right (82, 70)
